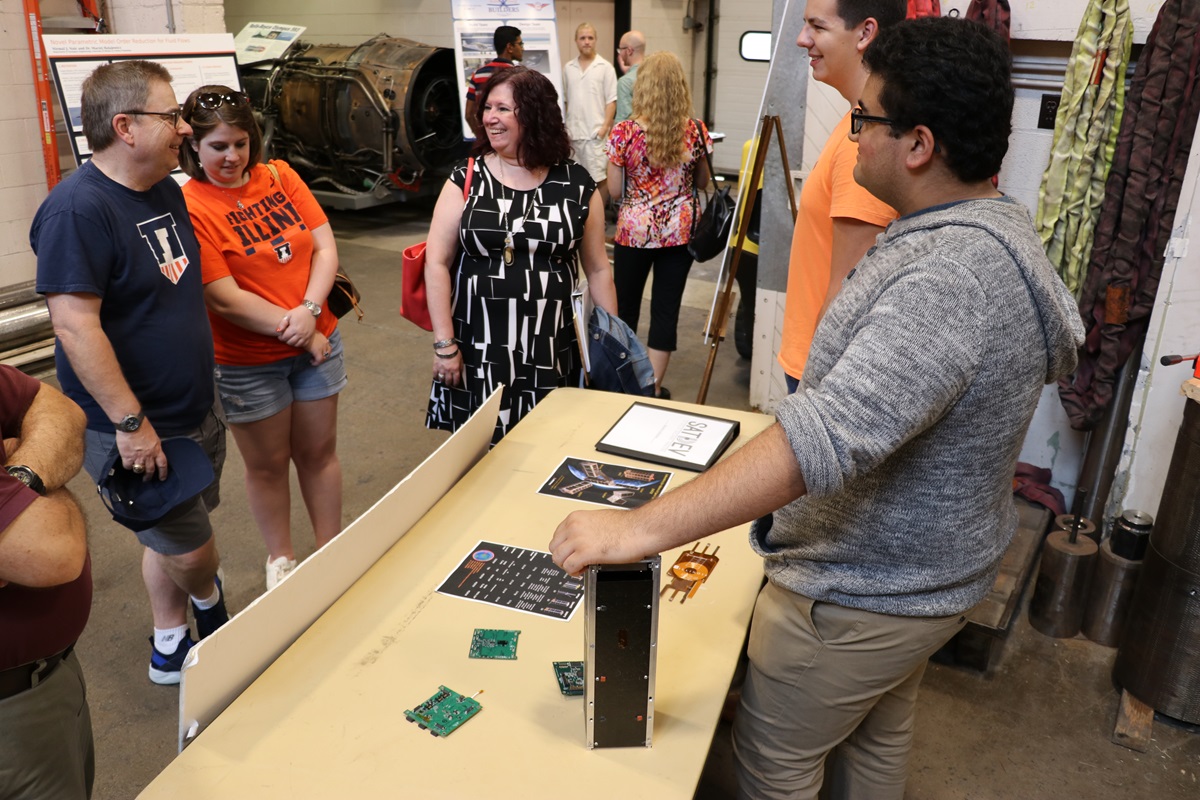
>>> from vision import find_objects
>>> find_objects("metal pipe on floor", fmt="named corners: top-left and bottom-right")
top-left (0, 281), bottom-right (55, 374)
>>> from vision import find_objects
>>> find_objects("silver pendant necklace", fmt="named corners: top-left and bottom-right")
top-left (216, 183), bottom-right (246, 209)
top-left (214, 173), bottom-right (248, 209)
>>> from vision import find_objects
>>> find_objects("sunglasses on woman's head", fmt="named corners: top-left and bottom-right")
top-left (195, 91), bottom-right (248, 110)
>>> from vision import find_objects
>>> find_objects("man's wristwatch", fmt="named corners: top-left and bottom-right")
top-left (5, 465), bottom-right (46, 496)
top-left (115, 411), bottom-right (144, 433)
top-left (301, 299), bottom-right (322, 318)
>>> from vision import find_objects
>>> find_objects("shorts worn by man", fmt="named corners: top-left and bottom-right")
top-left (32, 60), bottom-right (229, 687)
top-left (0, 367), bottom-right (92, 799)
top-left (550, 17), bottom-right (1085, 800)
top-left (564, 23), bottom-right (618, 193)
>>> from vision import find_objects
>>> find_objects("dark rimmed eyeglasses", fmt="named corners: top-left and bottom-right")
top-left (119, 108), bottom-right (184, 128)
top-left (850, 107), bottom-right (897, 135)
top-left (195, 91), bottom-right (248, 110)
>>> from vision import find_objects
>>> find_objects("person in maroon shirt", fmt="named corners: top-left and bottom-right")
top-left (0, 365), bottom-right (92, 799)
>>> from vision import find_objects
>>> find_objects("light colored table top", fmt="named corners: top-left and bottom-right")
top-left (141, 389), bottom-right (774, 799)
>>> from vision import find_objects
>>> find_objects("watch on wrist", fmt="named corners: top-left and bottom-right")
top-left (5, 465), bottom-right (46, 496)
top-left (302, 299), bottom-right (322, 318)
top-left (115, 411), bottom-right (144, 433)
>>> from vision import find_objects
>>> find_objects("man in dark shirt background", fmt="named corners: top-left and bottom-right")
top-left (464, 25), bottom-right (523, 139)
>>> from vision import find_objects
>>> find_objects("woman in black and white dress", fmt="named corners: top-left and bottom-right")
top-left (424, 66), bottom-right (618, 444)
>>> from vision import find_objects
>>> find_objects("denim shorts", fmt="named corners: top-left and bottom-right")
top-left (83, 408), bottom-right (226, 555)
top-left (214, 328), bottom-right (348, 424)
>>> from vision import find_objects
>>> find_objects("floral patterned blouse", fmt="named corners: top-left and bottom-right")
top-left (605, 118), bottom-right (713, 249)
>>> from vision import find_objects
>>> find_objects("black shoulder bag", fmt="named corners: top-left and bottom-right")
top-left (687, 121), bottom-right (736, 263)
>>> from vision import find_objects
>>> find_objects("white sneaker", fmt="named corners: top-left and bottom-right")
top-left (265, 556), bottom-right (297, 590)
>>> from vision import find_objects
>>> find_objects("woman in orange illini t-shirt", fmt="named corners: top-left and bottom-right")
top-left (179, 85), bottom-right (345, 592)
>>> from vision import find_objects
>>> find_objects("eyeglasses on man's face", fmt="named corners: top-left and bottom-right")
top-left (850, 107), bottom-right (897, 135)
top-left (195, 91), bottom-right (249, 110)
top-left (119, 108), bottom-right (185, 129)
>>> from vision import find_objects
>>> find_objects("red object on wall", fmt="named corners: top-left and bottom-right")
top-left (23, 0), bottom-right (61, 190)
top-left (907, 0), bottom-right (942, 19)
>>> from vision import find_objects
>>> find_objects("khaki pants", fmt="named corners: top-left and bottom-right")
top-left (732, 582), bottom-right (966, 800)
top-left (0, 650), bottom-right (94, 799)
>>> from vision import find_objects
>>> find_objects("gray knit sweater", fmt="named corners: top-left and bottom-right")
top-left (757, 198), bottom-right (1085, 616)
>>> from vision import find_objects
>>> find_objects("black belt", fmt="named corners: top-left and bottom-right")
top-left (0, 645), bottom-right (72, 700)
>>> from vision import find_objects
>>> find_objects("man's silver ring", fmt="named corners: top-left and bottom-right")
top-left (132, 463), bottom-right (146, 474)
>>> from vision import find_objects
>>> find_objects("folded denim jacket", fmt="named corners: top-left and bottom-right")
top-left (586, 306), bottom-right (656, 396)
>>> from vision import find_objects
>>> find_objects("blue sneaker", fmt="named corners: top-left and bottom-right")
top-left (148, 633), bottom-right (195, 685)
top-left (191, 570), bottom-right (228, 640)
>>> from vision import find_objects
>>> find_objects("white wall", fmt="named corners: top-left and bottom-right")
top-left (0, 0), bottom-right (224, 291)
top-left (223, 0), bottom-right (701, 79)
top-left (711, 0), bottom-right (773, 174)
top-left (0, 0), bottom-right (48, 290)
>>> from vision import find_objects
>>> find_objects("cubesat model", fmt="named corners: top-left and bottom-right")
top-left (584, 558), bottom-right (661, 749)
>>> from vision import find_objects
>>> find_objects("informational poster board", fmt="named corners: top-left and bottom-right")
top-left (42, 34), bottom-right (238, 166)
top-left (451, 0), bottom-right (563, 140)
top-left (232, 22), bottom-right (305, 66)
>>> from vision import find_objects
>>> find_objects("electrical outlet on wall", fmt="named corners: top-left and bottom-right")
top-left (1038, 94), bottom-right (1061, 130)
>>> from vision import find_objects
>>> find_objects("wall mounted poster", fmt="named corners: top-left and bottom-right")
top-left (596, 403), bottom-right (741, 472)
top-left (42, 33), bottom-right (238, 166)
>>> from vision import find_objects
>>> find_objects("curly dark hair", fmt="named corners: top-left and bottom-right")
top-left (836, 0), bottom-right (907, 28)
top-left (177, 85), bottom-right (262, 182)
top-left (862, 17), bottom-right (1013, 183)
top-left (471, 67), bottom-right (571, 169)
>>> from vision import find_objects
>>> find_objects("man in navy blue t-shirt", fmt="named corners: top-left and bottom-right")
top-left (32, 60), bottom-right (229, 686)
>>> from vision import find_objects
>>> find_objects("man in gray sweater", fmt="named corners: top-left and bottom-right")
top-left (550, 16), bottom-right (1084, 800)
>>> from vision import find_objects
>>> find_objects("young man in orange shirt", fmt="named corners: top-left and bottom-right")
top-left (779, 0), bottom-right (906, 390)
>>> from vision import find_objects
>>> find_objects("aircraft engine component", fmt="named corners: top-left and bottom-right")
top-left (241, 35), bottom-right (462, 199)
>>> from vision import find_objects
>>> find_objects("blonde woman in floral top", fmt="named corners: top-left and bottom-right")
top-left (605, 51), bottom-right (711, 397)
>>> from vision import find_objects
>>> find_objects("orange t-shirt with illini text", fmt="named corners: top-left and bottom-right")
top-left (182, 159), bottom-right (336, 366)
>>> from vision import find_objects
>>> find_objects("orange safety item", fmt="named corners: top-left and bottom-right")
top-left (24, 0), bottom-right (61, 190)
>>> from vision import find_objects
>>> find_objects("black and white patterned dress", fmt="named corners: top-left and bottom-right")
top-left (426, 158), bottom-right (596, 444)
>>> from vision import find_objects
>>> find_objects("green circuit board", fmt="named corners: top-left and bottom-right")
top-left (469, 628), bottom-right (520, 659)
top-left (404, 685), bottom-right (482, 738)
top-left (553, 661), bottom-right (585, 696)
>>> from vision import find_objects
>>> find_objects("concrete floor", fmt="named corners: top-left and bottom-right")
top-left (67, 201), bottom-right (1199, 799)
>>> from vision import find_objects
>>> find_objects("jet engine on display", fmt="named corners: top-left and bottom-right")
top-left (240, 35), bottom-right (463, 209)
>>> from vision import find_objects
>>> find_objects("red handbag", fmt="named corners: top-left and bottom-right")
top-left (400, 158), bottom-right (474, 331)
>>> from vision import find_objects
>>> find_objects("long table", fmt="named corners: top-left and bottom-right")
top-left (140, 388), bottom-right (774, 799)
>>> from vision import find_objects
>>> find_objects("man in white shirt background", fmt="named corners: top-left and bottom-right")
top-left (563, 22), bottom-right (618, 202)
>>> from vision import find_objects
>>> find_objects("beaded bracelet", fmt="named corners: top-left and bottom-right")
top-left (434, 348), bottom-right (460, 359)
top-left (433, 338), bottom-right (458, 350)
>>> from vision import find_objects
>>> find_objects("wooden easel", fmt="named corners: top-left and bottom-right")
top-left (696, 114), bottom-right (797, 405)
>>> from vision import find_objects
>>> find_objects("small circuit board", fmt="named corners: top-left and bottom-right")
top-left (404, 685), bottom-right (482, 738)
top-left (470, 628), bottom-right (520, 659)
top-left (553, 661), bottom-right (585, 696)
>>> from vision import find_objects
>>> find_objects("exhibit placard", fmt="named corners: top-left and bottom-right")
top-left (42, 34), bottom-right (238, 166)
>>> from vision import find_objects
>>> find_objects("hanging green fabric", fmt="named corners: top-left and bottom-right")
top-left (1036, 0), bottom-right (1133, 298)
